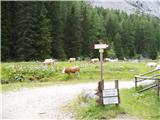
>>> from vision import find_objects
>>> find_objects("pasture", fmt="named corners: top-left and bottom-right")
top-left (66, 88), bottom-right (160, 120)
top-left (1, 60), bottom-right (157, 91)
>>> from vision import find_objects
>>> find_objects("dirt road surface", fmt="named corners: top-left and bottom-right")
top-left (1, 81), bottom-right (136, 119)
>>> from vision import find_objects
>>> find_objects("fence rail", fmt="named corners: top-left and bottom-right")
top-left (135, 69), bottom-right (160, 96)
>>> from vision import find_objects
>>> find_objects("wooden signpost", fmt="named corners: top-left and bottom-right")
top-left (94, 42), bottom-right (120, 106)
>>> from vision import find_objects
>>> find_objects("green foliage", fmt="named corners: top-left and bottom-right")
top-left (64, 2), bottom-right (82, 58)
top-left (1, 2), bottom-right (12, 61)
top-left (1, 1), bottom-right (160, 61)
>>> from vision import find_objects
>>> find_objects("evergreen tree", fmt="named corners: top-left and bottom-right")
top-left (114, 33), bottom-right (123, 59)
top-left (1, 1), bottom-right (160, 61)
top-left (34, 2), bottom-right (52, 60)
top-left (143, 22), bottom-right (157, 59)
top-left (15, 2), bottom-right (51, 60)
top-left (64, 3), bottom-right (82, 58)
top-left (47, 2), bottom-right (66, 59)
top-left (1, 2), bottom-right (12, 61)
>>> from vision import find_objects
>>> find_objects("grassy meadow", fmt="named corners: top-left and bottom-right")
top-left (65, 88), bottom-right (160, 120)
top-left (1, 60), bottom-right (158, 91)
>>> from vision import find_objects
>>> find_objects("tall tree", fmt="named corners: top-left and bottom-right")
top-left (15, 2), bottom-right (51, 60)
top-left (47, 2), bottom-right (66, 59)
top-left (1, 2), bottom-right (12, 61)
top-left (64, 3), bottom-right (82, 58)
top-left (114, 33), bottom-right (123, 59)
top-left (34, 2), bottom-right (52, 60)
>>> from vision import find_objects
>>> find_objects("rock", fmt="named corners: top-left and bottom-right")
top-left (80, 102), bottom-right (89, 107)
top-left (80, 89), bottom-right (97, 102)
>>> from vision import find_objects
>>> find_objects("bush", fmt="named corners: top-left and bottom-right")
top-left (1, 63), bottom-right (56, 84)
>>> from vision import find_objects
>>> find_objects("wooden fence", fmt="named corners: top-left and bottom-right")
top-left (135, 69), bottom-right (160, 96)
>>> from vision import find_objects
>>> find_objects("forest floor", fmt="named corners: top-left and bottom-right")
top-left (1, 81), bottom-right (136, 120)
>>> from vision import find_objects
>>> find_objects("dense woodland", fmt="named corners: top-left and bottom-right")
top-left (1, 1), bottom-right (160, 61)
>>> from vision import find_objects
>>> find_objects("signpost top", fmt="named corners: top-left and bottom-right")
top-left (94, 44), bottom-right (108, 49)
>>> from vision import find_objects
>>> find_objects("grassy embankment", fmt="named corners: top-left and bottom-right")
top-left (65, 88), bottom-right (160, 120)
top-left (0, 61), bottom-right (155, 91)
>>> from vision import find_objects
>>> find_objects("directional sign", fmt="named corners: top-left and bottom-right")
top-left (94, 44), bottom-right (108, 49)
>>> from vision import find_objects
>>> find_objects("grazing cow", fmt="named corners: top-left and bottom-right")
top-left (104, 58), bottom-right (110, 62)
top-left (69, 58), bottom-right (76, 63)
top-left (130, 59), bottom-right (139, 63)
top-left (43, 59), bottom-right (55, 66)
top-left (109, 58), bottom-right (118, 62)
top-left (104, 58), bottom-right (118, 62)
top-left (155, 64), bottom-right (160, 70)
top-left (147, 62), bottom-right (157, 68)
top-left (62, 66), bottom-right (80, 76)
top-left (90, 58), bottom-right (99, 63)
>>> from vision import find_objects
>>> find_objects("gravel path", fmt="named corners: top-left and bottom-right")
top-left (2, 81), bottom-right (137, 119)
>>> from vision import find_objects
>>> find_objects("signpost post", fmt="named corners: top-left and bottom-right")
top-left (94, 43), bottom-right (120, 106)
top-left (94, 43), bottom-right (108, 105)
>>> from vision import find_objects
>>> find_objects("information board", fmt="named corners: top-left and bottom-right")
top-left (102, 88), bottom-right (119, 105)
top-left (103, 89), bottom-right (118, 97)
top-left (103, 97), bottom-right (119, 104)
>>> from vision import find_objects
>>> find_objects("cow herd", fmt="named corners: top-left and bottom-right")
top-left (42, 58), bottom-right (160, 77)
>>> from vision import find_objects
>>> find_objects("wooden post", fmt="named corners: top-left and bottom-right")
top-left (99, 49), bottom-right (104, 90)
top-left (94, 43), bottom-right (108, 105)
top-left (157, 79), bottom-right (160, 97)
top-left (115, 80), bottom-right (120, 106)
top-left (135, 77), bottom-right (137, 88)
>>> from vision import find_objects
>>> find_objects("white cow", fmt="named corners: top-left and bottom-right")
top-left (69, 58), bottom-right (76, 63)
top-left (104, 58), bottom-right (110, 62)
top-left (109, 58), bottom-right (118, 62)
top-left (43, 59), bottom-right (55, 65)
top-left (90, 58), bottom-right (99, 63)
top-left (155, 64), bottom-right (160, 70)
top-left (104, 58), bottom-right (118, 62)
top-left (147, 62), bottom-right (157, 68)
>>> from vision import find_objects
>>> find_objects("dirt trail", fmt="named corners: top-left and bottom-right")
top-left (1, 81), bottom-right (135, 119)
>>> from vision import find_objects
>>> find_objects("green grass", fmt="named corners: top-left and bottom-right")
top-left (0, 61), bottom-right (157, 91)
top-left (65, 88), bottom-right (160, 120)
top-left (64, 98), bottom-right (125, 120)
top-left (120, 88), bottom-right (160, 120)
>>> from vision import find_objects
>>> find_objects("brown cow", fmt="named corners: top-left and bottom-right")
top-left (62, 66), bottom-right (80, 76)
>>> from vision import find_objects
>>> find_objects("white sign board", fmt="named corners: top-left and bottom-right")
top-left (103, 97), bottom-right (119, 104)
top-left (102, 88), bottom-right (119, 105)
top-left (94, 44), bottom-right (108, 49)
top-left (103, 89), bottom-right (118, 97)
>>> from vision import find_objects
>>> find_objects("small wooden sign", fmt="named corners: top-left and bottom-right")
top-left (102, 88), bottom-right (119, 105)
top-left (103, 97), bottom-right (119, 104)
top-left (103, 89), bottom-right (118, 97)
top-left (94, 44), bottom-right (108, 49)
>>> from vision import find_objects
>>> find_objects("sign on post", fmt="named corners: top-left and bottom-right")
top-left (94, 44), bottom-right (109, 49)
top-left (103, 88), bottom-right (119, 105)
top-left (103, 89), bottom-right (118, 96)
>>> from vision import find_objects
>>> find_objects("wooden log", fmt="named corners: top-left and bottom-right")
top-left (138, 84), bottom-right (157, 93)
top-left (157, 80), bottom-right (160, 97)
